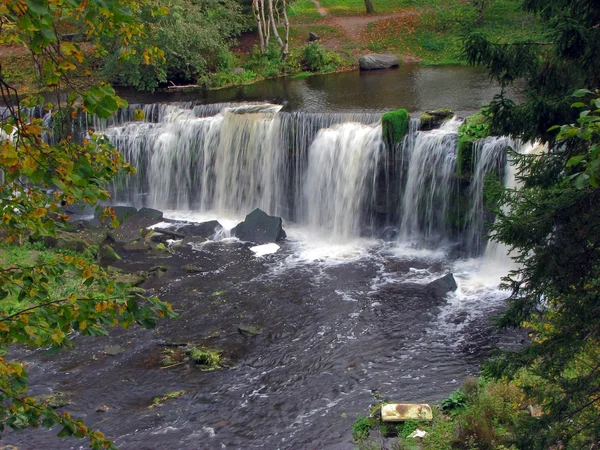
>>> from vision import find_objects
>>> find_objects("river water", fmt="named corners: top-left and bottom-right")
top-left (6, 67), bottom-right (524, 449)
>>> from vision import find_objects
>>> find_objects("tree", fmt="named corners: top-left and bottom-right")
top-left (464, 0), bottom-right (600, 446)
top-left (252, 0), bottom-right (289, 58)
top-left (102, 0), bottom-right (247, 91)
top-left (0, 0), bottom-right (175, 447)
top-left (464, 0), bottom-right (600, 142)
top-left (364, 0), bottom-right (375, 14)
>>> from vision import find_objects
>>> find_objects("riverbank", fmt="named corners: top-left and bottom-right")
top-left (0, 0), bottom-right (543, 96)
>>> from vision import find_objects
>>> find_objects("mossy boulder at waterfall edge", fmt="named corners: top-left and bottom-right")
top-left (381, 108), bottom-right (409, 148)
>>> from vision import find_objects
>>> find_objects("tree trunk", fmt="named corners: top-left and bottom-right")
top-left (252, 0), bottom-right (266, 52)
top-left (281, 0), bottom-right (289, 59)
top-left (364, 0), bottom-right (375, 14)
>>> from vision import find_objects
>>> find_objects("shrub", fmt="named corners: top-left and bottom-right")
top-left (302, 42), bottom-right (344, 73)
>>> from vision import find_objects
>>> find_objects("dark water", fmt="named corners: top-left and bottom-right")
top-left (6, 233), bottom-right (515, 450)
top-left (116, 65), bottom-right (513, 115)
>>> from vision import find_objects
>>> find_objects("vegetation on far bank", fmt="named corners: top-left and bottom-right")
top-left (0, 0), bottom-right (544, 94)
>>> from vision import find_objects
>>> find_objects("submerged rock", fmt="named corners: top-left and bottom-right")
top-left (238, 324), bottom-right (263, 336)
top-left (381, 403), bottom-right (433, 422)
top-left (232, 209), bottom-right (286, 244)
top-left (359, 54), bottom-right (400, 70)
top-left (426, 273), bottom-right (458, 298)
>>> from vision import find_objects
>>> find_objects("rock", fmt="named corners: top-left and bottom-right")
top-left (381, 403), bottom-right (433, 422)
top-left (359, 54), bottom-right (400, 70)
top-left (231, 67), bottom-right (245, 75)
top-left (232, 208), bottom-right (286, 244)
top-left (81, 227), bottom-right (109, 245)
top-left (145, 231), bottom-right (170, 244)
top-left (95, 205), bottom-right (137, 224)
top-left (104, 345), bottom-right (125, 356)
top-left (426, 273), bottom-right (458, 298)
top-left (113, 271), bottom-right (146, 286)
top-left (421, 109), bottom-right (454, 130)
top-left (407, 429), bottom-right (429, 438)
top-left (527, 404), bottom-right (543, 418)
top-left (33, 392), bottom-right (71, 408)
top-left (181, 264), bottom-right (209, 273)
top-left (238, 325), bottom-right (263, 336)
top-left (176, 220), bottom-right (223, 239)
top-left (380, 226), bottom-right (399, 241)
top-left (38, 230), bottom-right (94, 253)
top-left (108, 208), bottom-right (164, 245)
top-left (308, 32), bottom-right (320, 42)
top-left (96, 404), bottom-right (110, 413)
top-left (123, 240), bottom-right (151, 252)
top-left (100, 244), bottom-right (121, 261)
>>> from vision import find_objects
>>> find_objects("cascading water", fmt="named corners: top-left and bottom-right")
top-left (398, 117), bottom-right (461, 242)
top-left (301, 122), bottom-right (383, 239)
top-left (465, 136), bottom-right (516, 255)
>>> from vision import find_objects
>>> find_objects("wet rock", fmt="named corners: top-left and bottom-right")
top-left (420, 108), bottom-right (454, 130)
top-left (232, 208), bottom-right (286, 243)
top-left (380, 226), bottom-right (399, 241)
top-left (238, 324), bottom-right (263, 336)
top-left (95, 205), bottom-right (137, 224)
top-left (145, 231), bottom-right (170, 244)
top-left (359, 54), bottom-right (400, 70)
top-left (381, 403), bottom-right (433, 422)
top-left (34, 391), bottom-right (71, 408)
top-left (104, 345), bottom-right (125, 356)
top-left (110, 269), bottom-right (146, 286)
top-left (123, 240), bottom-right (151, 252)
top-left (108, 208), bottom-right (164, 244)
top-left (100, 244), bottom-right (121, 261)
top-left (308, 32), bottom-right (320, 42)
top-left (177, 220), bottom-right (223, 239)
top-left (426, 273), bottom-right (457, 298)
top-left (181, 263), bottom-right (209, 273)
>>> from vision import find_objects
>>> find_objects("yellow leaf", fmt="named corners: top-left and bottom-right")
top-left (50, 329), bottom-right (65, 344)
top-left (82, 266), bottom-right (93, 279)
top-left (0, 323), bottom-right (8, 332)
top-left (79, 321), bottom-right (87, 331)
top-left (31, 208), bottom-right (47, 218)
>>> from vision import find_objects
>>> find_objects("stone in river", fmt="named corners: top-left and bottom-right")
top-left (359, 54), bottom-right (400, 70)
top-left (232, 208), bottom-right (286, 244)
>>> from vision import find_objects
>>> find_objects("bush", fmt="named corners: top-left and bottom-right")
top-left (302, 42), bottom-right (344, 73)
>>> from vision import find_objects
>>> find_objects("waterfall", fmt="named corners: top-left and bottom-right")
top-left (481, 141), bottom-right (545, 271)
top-left (302, 122), bottom-right (383, 239)
top-left (398, 117), bottom-right (461, 242)
top-left (465, 136), bottom-right (516, 255)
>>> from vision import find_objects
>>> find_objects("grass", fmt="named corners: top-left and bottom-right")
top-left (149, 390), bottom-right (186, 409)
top-left (187, 346), bottom-right (223, 371)
top-left (287, 0), bottom-right (323, 22)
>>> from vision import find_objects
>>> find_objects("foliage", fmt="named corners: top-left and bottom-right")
top-left (102, 0), bottom-right (247, 90)
top-left (481, 90), bottom-right (600, 447)
top-left (382, 109), bottom-right (409, 146)
top-left (440, 389), bottom-right (467, 413)
top-left (463, 0), bottom-right (600, 142)
top-left (352, 415), bottom-right (378, 442)
top-left (301, 42), bottom-right (343, 73)
top-left (149, 390), bottom-right (185, 409)
top-left (0, 0), bottom-right (176, 447)
top-left (187, 346), bottom-right (223, 370)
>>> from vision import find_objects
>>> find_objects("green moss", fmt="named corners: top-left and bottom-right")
top-left (420, 112), bottom-right (433, 129)
top-left (457, 113), bottom-right (490, 178)
top-left (382, 108), bottom-right (410, 147)
top-left (187, 346), bottom-right (223, 371)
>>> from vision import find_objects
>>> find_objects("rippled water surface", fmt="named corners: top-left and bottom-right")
top-left (7, 219), bottom-right (516, 450)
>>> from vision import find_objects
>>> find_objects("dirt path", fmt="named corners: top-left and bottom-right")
top-left (311, 0), bottom-right (328, 17)
top-left (331, 11), bottom-right (419, 38)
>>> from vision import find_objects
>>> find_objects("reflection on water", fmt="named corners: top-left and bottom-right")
top-left (116, 65), bottom-right (518, 114)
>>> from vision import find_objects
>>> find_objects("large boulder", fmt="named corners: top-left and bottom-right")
top-left (176, 220), bottom-right (223, 240)
top-left (232, 208), bottom-right (286, 244)
top-left (38, 230), bottom-right (94, 253)
top-left (426, 273), bottom-right (458, 298)
top-left (95, 205), bottom-right (137, 224)
top-left (359, 54), bottom-right (400, 70)
top-left (107, 208), bottom-right (164, 245)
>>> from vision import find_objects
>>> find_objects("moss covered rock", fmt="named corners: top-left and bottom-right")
top-left (382, 108), bottom-right (409, 147)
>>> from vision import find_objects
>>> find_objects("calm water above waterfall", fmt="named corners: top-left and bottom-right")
top-left (7, 68), bottom-right (529, 449)
top-left (115, 65), bottom-right (520, 114)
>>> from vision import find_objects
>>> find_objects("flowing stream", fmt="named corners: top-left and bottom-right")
top-left (6, 95), bottom-right (534, 449)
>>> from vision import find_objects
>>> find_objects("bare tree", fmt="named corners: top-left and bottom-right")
top-left (252, 0), bottom-right (289, 58)
top-left (364, 0), bottom-right (375, 14)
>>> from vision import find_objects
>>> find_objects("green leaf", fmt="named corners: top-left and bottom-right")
top-left (573, 89), bottom-right (592, 98)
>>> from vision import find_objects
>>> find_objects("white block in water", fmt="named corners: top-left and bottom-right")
top-left (250, 243), bottom-right (280, 257)
top-left (381, 403), bottom-right (433, 422)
